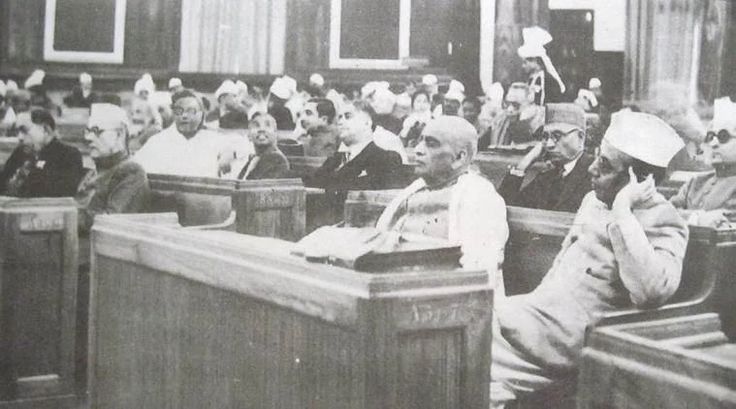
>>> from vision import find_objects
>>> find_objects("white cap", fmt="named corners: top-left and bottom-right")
top-left (309, 73), bottom-right (325, 87)
top-left (79, 72), bottom-right (92, 85)
top-left (0, 80), bottom-right (5, 97)
top-left (370, 88), bottom-right (397, 115)
top-left (24, 69), bottom-right (45, 89)
top-left (89, 103), bottom-right (130, 130)
top-left (577, 89), bottom-right (598, 108)
top-left (6, 80), bottom-right (18, 92)
top-left (711, 97), bottom-right (736, 133)
top-left (589, 77), bottom-right (602, 89)
top-left (168, 77), bottom-right (183, 89)
top-left (215, 80), bottom-right (239, 100)
top-left (235, 80), bottom-right (248, 95)
top-left (361, 81), bottom-right (390, 99)
top-left (485, 82), bottom-right (504, 102)
top-left (270, 76), bottom-right (296, 100)
top-left (604, 111), bottom-right (684, 168)
top-left (422, 74), bottom-right (438, 86)
top-left (448, 79), bottom-right (465, 95)
top-left (517, 26), bottom-right (552, 59)
top-left (134, 78), bottom-right (154, 96)
top-left (396, 92), bottom-right (412, 109)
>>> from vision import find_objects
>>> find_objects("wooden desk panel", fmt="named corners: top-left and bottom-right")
top-left (89, 215), bottom-right (493, 409)
top-left (0, 198), bottom-right (80, 408)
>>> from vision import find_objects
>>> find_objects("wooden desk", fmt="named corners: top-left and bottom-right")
top-left (0, 197), bottom-right (81, 408)
top-left (89, 214), bottom-right (493, 408)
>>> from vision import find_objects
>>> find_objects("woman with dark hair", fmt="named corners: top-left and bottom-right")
top-left (399, 90), bottom-right (433, 147)
top-left (0, 108), bottom-right (83, 197)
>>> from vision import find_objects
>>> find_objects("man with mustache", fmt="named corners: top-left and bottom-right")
top-left (478, 83), bottom-right (544, 149)
top-left (491, 111), bottom-right (688, 408)
top-left (499, 103), bottom-right (593, 212)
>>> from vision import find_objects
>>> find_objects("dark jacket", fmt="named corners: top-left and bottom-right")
top-left (529, 70), bottom-right (565, 105)
top-left (305, 141), bottom-right (403, 190)
top-left (1, 139), bottom-right (84, 198)
top-left (77, 152), bottom-right (149, 231)
top-left (237, 146), bottom-right (290, 180)
top-left (268, 105), bottom-right (295, 131)
top-left (63, 86), bottom-right (98, 108)
top-left (498, 152), bottom-right (594, 213)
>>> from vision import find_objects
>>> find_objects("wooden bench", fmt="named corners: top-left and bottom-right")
top-left (0, 197), bottom-right (82, 408)
top-left (88, 214), bottom-right (493, 408)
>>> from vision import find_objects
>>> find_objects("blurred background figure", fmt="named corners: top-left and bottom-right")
top-left (518, 26), bottom-right (566, 105)
top-left (478, 82), bottom-right (544, 149)
top-left (63, 72), bottom-right (98, 108)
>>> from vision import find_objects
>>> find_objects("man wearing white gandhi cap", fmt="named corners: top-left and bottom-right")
top-left (77, 103), bottom-right (148, 231)
top-left (518, 26), bottom-right (566, 105)
top-left (490, 110), bottom-right (688, 407)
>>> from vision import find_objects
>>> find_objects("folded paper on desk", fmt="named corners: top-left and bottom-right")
top-left (292, 226), bottom-right (462, 272)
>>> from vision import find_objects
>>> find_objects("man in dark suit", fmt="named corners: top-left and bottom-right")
top-left (236, 112), bottom-right (290, 180)
top-left (1, 108), bottom-right (84, 197)
top-left (305, 99), bottom-right (403, 190)
top-left (498, 103), bottom-right (593, 213)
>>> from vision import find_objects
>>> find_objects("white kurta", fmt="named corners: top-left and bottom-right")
top-left (376, 171), bottom-right (509, 294)
top-left (134, 126), bottom-right (240, 178)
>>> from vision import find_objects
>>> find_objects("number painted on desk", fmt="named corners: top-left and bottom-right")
top-left (19, 213), bottom-right (65, 232)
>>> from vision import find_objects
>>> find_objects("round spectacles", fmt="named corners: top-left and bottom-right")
top-left (542, 128), bottom-right (578, 143)
top-left (705, 129), bottom-right (733, 144)
top-left (172, 107), bottom-right (200, 116)
top-left (85, 127), bottom-right (118, 137)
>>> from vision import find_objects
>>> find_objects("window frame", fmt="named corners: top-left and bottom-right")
top-left (328, 0), bottom-right (411, 70)
top-left (43, 0), bottom-right (127, 64)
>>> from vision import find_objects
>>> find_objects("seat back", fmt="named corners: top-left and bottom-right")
top-left (233, 178), bottom-right (306, 241)
top-left (147, 174), bottom-right (237, 226)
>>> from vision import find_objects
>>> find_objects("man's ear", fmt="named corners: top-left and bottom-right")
top-left (451, 149), bottom-right (468, 170)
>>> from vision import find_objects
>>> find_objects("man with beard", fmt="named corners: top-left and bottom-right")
top-left (478, 83), bottom-right (544, 149)
top-left (134, 89), bottom-right (236, 177)
top-left (490, 111), bottom-right (688, 408)
top-left (499, 103), bottom-right (593, 212)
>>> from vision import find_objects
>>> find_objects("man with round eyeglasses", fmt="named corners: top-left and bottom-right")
top-left (76, 103), bottom-right (148, 231)
top-left (498, 103), bottom-right (593, 212)
top-left (670, 96), bottom-right (736, 228)
top-left (134, 89), bottom-right (239, 177)
top-left (478, 82), bottom-right (544, 149)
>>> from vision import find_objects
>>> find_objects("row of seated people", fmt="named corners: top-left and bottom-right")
top-left (0, 95), bottom-right (734, 407)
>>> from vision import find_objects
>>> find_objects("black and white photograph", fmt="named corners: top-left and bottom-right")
top-left (0, 0), bottom-right (734, 408)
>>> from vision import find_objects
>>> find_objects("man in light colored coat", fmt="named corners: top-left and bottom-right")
top-left (491, 111), bottom-right (690, 407)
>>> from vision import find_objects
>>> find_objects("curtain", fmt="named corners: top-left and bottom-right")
top-left (492, 0), bottom-right (549, 89)
top-left (625, 0), bottom-right (729, 103)
top-left (179, 0), bottom-right (286, 75)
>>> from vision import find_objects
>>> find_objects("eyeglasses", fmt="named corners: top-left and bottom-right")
top-left (502, 101), bottom-right (522, 111)
top-left (705, 130), bottom-right (733, 145)
top-left (172, 107), bottom-right (200, 116)
top-left (542, 128), bottom-right (578, 143)
top-left (85, 127), bottom-right (118, 137)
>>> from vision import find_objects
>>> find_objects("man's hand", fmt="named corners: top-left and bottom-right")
top-left (515, 141), bottom-right (546, 173)
top-left (612, 167), bottom-right (656, 218)
top-left (697, 210), bottom-right (731, 228)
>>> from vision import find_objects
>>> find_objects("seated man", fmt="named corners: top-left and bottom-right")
top-left (304, 100), bottom-right (404, 190)
top-left (298, 98), bottom-right (340, 157)
top-left (478, 83), bottom-right (544, 150)
top-left (134, 89), bottom-right (236, 177)
top-left (490, 111), bottom-right (689, 408)
top-left (0, 108), bottom-right (84, 197)
top-left (63, 72), bottom-right (98, 108)
top-left (670, 97), bottom-right (736, 228)
top-left (499, 103), bottom-right (593, 212)
top-left (376, 116), bottom-right (509, 293)
top-left (235, 112), bottom-right (290, 180)
top-left (76, 103), bottom-right (149, 231)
